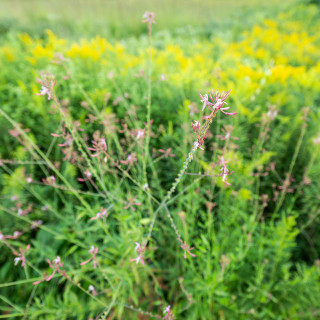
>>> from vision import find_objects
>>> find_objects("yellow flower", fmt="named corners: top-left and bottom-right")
top-left (1, 46), bottom-right (15, 61)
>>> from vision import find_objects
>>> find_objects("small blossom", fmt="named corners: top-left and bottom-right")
top-left (163, 304), bottom-right (175, 320)
top-left (35, 72), bottom-right (56, 101)
top-left (201, 89), bottom-right (236, 118)
top-left (130, 242), bottom-right (146, 266)
top-left (303, 175), bottom-right (311, 185)
top-left (312, 134), bottom-right (320, 145)
top-left (51, 52), bottom-right (69, 64)
top-left (42, 176), bottom-right (56, 185)
top-left (88, 285), bottom-right (98, 296)
top-left (142, 11), bottom-right (156, 24)
top-left (80, 246), bottom-right (99, 268)
top-left (89, 138), bottom-right (108, 160)
top-left (194, 141), bottom-right (204, 151)
top-left (34, 256), bottom-right (66, 284)
top-left (120, 153), bottom-right (137, 165)
top-left (216, 125), bottom-right (239, 141)
top-left (30, 220), bottom-right (43, 230)
top-left (124, 196), bottom-right (142, 211)
top-left (90, 208), bottom-right (108, 221)
top-left (135, 69), bottom-right (146, 78)
top-left (14, 202), bottom-right (32, 216)
top-left (160, 74), bottom-right (167, 81)
top-left (158, 148), bottom-right (176, 158)
top-left (199, 93), bottom-right (209, 112)
top-left (26, 177), bottom-right (33, 183)
top-left (136, 129), bottom-right (146, 140)
top-left (42, 204), bottom-right (49, 211)
top-left (143, 183), bottom-right (149, 190)
top-left (13, 244), bottom-right (30, 267)
top-left (78, 169), bottom-right (92, 182)
top-left (180, 241), bottom-right (196, 259)
top-left (219, 157), bottom-right (234, 186)
top-left (267, 104), bottom-right (278, 120)
top-left (191, 120), bottom-right (201, 133)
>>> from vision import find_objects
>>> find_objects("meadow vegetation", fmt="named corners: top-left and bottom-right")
top-left (0, 1), bottom-right (320, 319)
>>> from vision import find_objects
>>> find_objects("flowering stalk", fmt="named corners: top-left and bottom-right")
top-left (145, 89), bottom-right (236, 250)
top-left (141, 11), bottom-right (155, 193)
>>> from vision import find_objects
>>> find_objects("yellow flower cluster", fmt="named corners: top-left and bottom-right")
top-left (0, 6), bottom-right (319, 110)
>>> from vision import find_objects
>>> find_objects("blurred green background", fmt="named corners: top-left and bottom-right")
top-left (0, 0), bottom-right (296, 39)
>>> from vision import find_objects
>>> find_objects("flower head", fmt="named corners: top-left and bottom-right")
top-left (163, 304), bottom-right (175, 320)
top-left (130, 242), bottom-right (146, 266)
top-left (142, 11), bottom-right (156, 24)
top-left (180, 241), bottom-right (196, 259)
top-left (219, 156), bottom-right (234, 186)
top-left (35, 72), bottom-right (56, 101)
top-left (13, 244), bottom-right (30, 267)
top-left (80, 246), bottom-right (99, 268)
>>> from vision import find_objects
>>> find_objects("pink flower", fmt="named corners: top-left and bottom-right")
top-left (124, 196), bottom-right (142, 211)
top-left (216, 125), bottom-right (239, 141)
top-left (13, 244), bottom-right (30, 267)
top-left (130, 242), bottom-right (146, 266)
top-left (36, 86), bottom-right (51, 100)
top-left (142, 11), bottom-right (156, 25)
top-left (200, 89), bottom-right (237, 118)
top-left (26, 176), bottom-right (33, 183)
top-left (158, 148), bottom-right (176, 158)
top-left (78, 169), bottom-right (92, 182)
top-left (30, 220), bottom-right (43, 230)
top-left (199, 93), bottom-right (210, 112)
top-left (80, 246), bottom-right (99, 269)
top-left (313, 134), bottom-right (320, 145)
top-left (135, 69), bottom-right (146, 78)
top-left (14, 202), bottom-right (32, 216)
top-left (89, 138), bottom-right (108, 159)
top-left (90, 208), bottom-right (108, 221)
top-left (2, 230), bottom-right (24, 240)
top-left (219, 157), bottom-right (234, 186)
top-left (136, 129), bottom-right (146, 140)
top-left (191, 120), bottom-right (201, 134)
top-left (35, 72), bottom-right (56, 101)
top-left (180, 241), bottom-right (196, 259)
top-left (160, 74), bottom-right (167, 81)
top-left (88, 285), bottom-right (98, 296)
top-left (120, 153), bottom-right (137, 165)
top-left (33, 256), bottom-right (66, 285)
top-left (163, 304), bottom-right (175, 320)
top-left (42, 176), bottom-right (56, 185)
